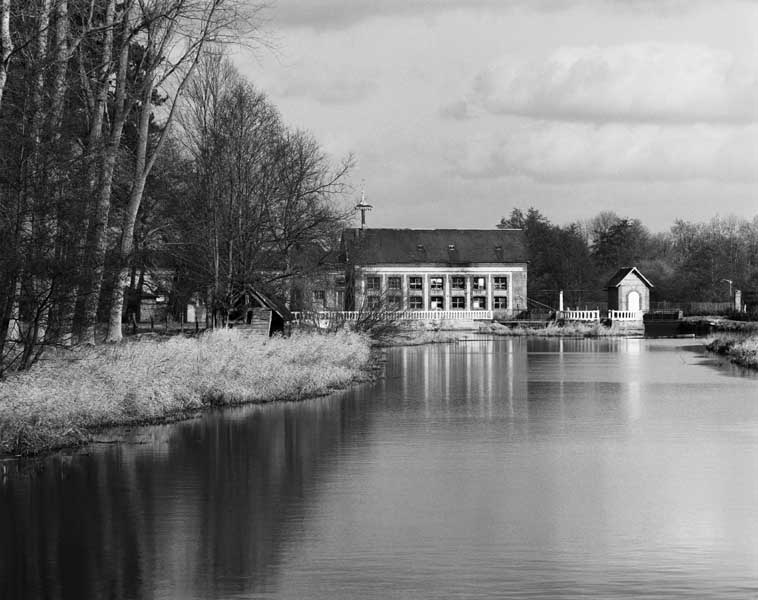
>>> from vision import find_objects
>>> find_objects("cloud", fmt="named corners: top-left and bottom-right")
top-left (280, 77), bottom-right (377, 105)
top-left (453, 121), bottom-right (758, 183)
top-left (459, 43), bottom-right (758, 124)
top-left (269, 0), bottom-right (714, 29)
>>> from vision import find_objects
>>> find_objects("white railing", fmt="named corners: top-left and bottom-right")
top-left (561, 310), bottom-right (600, 322)
top-left (609, 310), bottom-right (643, 322)
top-left (292, 310), bottom-right (493, 323)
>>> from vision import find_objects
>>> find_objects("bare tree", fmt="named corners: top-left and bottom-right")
top-left (105, 0), bottom-right (266, 342)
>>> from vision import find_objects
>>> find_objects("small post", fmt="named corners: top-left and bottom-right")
top-left (558, 290), bottom-right (564, 312)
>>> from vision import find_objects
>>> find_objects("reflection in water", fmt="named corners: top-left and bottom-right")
top-left (2, 338), bottom-right (758, 599)
top-left (0, 391), bottom-right (375, 600)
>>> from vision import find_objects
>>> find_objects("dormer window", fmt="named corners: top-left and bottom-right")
top-left (448, 244), bottom-right (456, 251)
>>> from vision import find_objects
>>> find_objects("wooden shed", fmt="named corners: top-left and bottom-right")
top-left (606, 267), bottom-right (653, 312)
top-left (232, 287), bottom-right (293, 337)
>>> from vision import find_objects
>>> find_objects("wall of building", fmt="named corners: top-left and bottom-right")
top-left (611, 273), bottom-right (650, 311)
top-left (349, 264), bottom-right (528, 315)
top-left (295, 270), bottom-right (346, 311)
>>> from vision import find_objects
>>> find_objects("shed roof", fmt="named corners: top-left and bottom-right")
top-left (341, 228), bottom-right (528, 265)
top-left (606, 267), bottom-right (654, 289)
top-left (249, 286), bottom-right (293, 321)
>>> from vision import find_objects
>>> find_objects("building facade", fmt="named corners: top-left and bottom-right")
top-left (606, 267), bottom-right (653, 312)
top-left (340, 228), bottom-right (528, 316)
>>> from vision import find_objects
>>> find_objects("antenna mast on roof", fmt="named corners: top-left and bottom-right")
top-left (355, 187), bottom-right (373, 230)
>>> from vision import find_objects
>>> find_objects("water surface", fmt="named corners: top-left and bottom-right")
top-left (2, 337), bottom-right (758, 599)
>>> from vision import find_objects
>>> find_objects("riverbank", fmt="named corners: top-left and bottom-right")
top-left (479, 321), bottom-right (643, 337)
top-left (0, 329), bottom-right (372, 457)
top-left (706, 334), bottom-right (758, 370)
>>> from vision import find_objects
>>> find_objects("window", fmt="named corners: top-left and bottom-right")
top-left (452, 296), bottom-right (466, 309)
top-left (472, 276), bottom-right (486, 290)
top-left (494, 276), bottom-right (508, 290)
top-left (335, 276), bottom-right (346, 287)
top-left (494, 296), bottom-right (508, 309)
top-left (366, 276), bottom-right (381, 291)
top-left (313, 289), bottom-right (326, 307)
top-left (430, 296), bottom-right (444, 310)
top-left (336, 290), bottom-right (345, 309)
top-left (387, 294), bottom-right (402, 309)
top-left (451, 276), bottom-right (465, 290)
top-left (388, 276), bottom-right (401, 290)
top-left (366, 296), bottom-right (381, 310)
top-left (409, 296), bottom-right (423, 309)
top-left (430, 276), bottom-right (444, 291)
top-left (409, 276), bottom-right (422, 290)
top-left (472, 296), bottom-right (487, 310)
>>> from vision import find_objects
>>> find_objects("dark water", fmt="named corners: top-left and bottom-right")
top-left (2, 338), bottom-right (758, 599)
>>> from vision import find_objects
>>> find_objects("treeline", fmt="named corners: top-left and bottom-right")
top-left (499, 208), bottom-right (758, 309)
top-left (0, 0), bottom-right (351, 372)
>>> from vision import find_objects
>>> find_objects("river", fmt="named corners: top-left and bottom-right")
top-left (2, 337), bottom-right (758, 599)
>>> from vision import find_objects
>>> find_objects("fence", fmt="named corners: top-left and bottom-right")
top-left (650, 301), bottom-right (734, 316)
top-left (608, 310), bottom-right (642, 322)
top-left (560, 310), bottom-right (600, 322)
top-left (292, 310), bottom-right (494, 323)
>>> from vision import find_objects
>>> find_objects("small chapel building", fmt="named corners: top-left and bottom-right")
top-left (339, 228), bottom-right (528, 316)
top-left (606, 267), bottom-right (653, 313)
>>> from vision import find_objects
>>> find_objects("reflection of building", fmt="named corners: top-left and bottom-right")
top-left (340, 229), bottom-right (528, 316)
top-left (606, 267), bottom-right (653, 312)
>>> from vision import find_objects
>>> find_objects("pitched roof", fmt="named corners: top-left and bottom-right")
top-left (606, 267), bottom-right (654, 289)
top-left (249, 286), bottom-right (293, 321)
top-left (341, 228), bottom-right (528, 265)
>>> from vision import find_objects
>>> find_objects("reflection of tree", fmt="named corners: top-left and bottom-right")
top-left (0, 394), bottom-right (373, 599)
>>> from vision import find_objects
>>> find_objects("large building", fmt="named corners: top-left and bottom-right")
top-left (339, 228), bottom-right (528, 316)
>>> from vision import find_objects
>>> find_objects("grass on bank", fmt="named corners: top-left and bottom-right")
top-left (706, 334), bottom-right (758, 370)
top-left (480, 321), bottom-right (639, 337)
top-left (0, 329), bottom-right (371, 457)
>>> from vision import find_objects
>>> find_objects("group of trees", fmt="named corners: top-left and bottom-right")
top-left (0, 0), bottom-right (352, 373)
top-left (499, 208), bottom-right (758, 310)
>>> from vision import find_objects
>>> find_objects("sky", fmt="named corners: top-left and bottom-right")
top-left (236, 0), bottom-right (758, 231)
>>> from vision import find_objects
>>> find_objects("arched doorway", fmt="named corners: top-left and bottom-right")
top-left (627, 290), bottom-right (640, 312)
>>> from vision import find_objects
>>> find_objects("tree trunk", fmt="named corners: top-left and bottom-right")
top-left (106, 59), bottom-right (155, 342)
top-left (0, 0), bottom-right (11, 111)
top-left (63, 0), bottom-right (117, 343)
top-left (6, 0), bottom-right (52, 350)
top-left (41, 0), bottom-right (70, 346)
top-left (80, 3), bottom-right (132, 345)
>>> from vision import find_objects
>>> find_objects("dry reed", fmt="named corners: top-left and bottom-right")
top-left (706, 334), bottom-right (758, 369)
top-left (0, 329), bottom-right (371, 456)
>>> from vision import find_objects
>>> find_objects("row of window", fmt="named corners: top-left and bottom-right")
top-left (366, 295), bottom-right (508, 310)
top-left (366, 275), bottom-right (508, 292)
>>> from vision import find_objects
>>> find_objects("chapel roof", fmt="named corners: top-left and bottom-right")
top-left (605, 267), bottom-right (654, 289)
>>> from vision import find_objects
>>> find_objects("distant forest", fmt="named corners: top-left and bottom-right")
top-left (0, 0), bottom-right (351, 372)
top-left (498, 208), bottom-right (758, 309)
